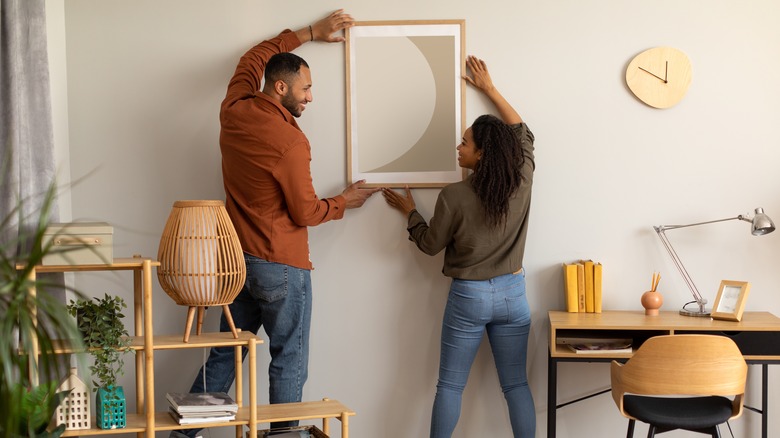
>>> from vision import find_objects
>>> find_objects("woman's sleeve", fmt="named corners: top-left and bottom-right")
top-left (406, 193), bottom-right (455, 256)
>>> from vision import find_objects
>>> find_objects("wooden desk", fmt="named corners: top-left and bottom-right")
top-left (547, 310), bottom-right (780, 438)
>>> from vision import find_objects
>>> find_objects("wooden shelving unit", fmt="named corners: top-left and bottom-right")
top-left (26, 256), bottom-right (354, 438)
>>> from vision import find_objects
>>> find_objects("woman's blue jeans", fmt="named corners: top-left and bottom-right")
top-left (171, 255), bottom-right (312, 437)
top-left (430, 271), bottom-right (535, 438)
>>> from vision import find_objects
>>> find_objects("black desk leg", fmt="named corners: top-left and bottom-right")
top-left (547, 351), bottom-right (556, 438)
top-left (763, 364), bottom-right (768, 438)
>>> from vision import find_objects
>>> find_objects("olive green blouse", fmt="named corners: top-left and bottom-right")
top-left (406, 123), bottom-right (535, 280)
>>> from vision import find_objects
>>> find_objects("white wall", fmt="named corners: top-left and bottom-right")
top-left (49, 1), bottom-right (780, 437)
top-left (45, 0), bottom-right (71, 221)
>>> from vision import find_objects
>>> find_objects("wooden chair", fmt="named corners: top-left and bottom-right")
top-left (610, 334), bottom-right (747, 437)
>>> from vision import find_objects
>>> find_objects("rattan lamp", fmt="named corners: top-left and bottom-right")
top-left (157, 200), bottom-right (246, 342)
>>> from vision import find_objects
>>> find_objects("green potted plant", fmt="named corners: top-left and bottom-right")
top-left (0, 181), bottom-right (87, 438)
top-left (66, 294), bottom-right (132, 429)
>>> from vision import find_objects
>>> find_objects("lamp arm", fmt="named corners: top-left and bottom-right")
top-left (655, 216), bottom-right (741, 232)
top-left (653, 227), bottom-right (707, 310)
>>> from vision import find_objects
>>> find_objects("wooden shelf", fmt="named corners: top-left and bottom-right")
top-left (149, 411), bottom-right (250, 431)
top-left (60, 411), bottom-right (252, 436)
top-left (51, 331), bottom-right (263, 354)
top-left (60, 413), bottom-right (147, 436)
top-left (17, 257), bottom-right (160, 273)
top-left (31, 256), bottom-right (351, 437)
top-left (240, 399), bottom-right (354, 437)
top-left (141, 331), bottom-right (263, 350)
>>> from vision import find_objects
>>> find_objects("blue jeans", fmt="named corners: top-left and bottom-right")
top-left (172, 255), bottom-right (312, 438)
top-left (430, 272), bottom-right (535, 438)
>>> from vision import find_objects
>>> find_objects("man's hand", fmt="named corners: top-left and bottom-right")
top-left (381, 186), bottom-right (416, 216)
top-left (341, 179), bottom-right (380, 209)
top-left (311, 9), bottom-right (354, 43)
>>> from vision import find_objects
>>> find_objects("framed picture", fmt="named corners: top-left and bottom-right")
top-left (345, 20), bottom-right (466, 188)
top-left (711, 280), bottom-right (751, 321)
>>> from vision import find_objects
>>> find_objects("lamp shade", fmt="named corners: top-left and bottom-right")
top-left (750, 207), bottom-right (775, 236)
top-left (157, 200), bottom-right (245, 307)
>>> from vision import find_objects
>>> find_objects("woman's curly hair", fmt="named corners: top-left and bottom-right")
top-left (470, 114), bottom-right (525, 228)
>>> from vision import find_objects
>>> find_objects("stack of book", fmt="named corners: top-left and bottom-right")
top-left (562, 259), bottom-right (603, 313)
top-left (167, 392), bottom-right (238, 425)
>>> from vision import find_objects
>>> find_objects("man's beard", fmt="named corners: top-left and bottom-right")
top-left (281, 93), bottom-right (302, 118)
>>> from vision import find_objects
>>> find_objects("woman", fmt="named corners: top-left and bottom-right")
top-left (382, 55), bottom-right (535, 438)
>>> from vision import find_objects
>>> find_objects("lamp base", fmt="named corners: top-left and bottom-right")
top-left (679, 308), bottom-right (711, 317)
top-left (182, 305), bottom-right (239, 343)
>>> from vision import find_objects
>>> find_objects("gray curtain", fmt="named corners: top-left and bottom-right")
top-left (0, 0), bottom-right (59, 255)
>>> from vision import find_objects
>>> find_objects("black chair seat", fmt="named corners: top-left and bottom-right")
top-left (624, 395), bottom-right (733, 430)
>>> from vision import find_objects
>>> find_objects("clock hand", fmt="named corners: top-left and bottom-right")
top-left (664, 61), bottom-right (668, 83)
top-left (638, 66), bottom-right (667, 83)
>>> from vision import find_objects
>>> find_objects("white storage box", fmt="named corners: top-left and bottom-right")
top-left (42, 222), bottom-right (113, 265)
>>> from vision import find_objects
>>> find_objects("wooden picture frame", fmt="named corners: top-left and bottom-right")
top-left (345, 20), bottom-right (466, 188)
top-left (711, 280), bottom-right (751, 321)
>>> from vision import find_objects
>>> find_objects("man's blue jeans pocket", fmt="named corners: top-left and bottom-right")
top-left (245, 256), bottom-right (288, 303)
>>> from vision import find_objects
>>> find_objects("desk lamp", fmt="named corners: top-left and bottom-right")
top-left (654, 207), bottom-right (775, 317)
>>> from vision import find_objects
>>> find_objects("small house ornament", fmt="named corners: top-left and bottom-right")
top-left (55, 367), bottom-right (91, 430)
top-left (96, 385), bottom-right (126, 429)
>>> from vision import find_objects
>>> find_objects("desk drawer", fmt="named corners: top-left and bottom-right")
top-left (676, 330), bottom-right (780, 356)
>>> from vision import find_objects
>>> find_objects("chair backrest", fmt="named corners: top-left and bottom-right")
top-left (611, 334), bottom-right (747, 416)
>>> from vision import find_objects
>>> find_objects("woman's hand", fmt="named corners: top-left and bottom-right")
top-left (382, 186), bottom-right (416, 216)
top-left (462, 55), bottom-right (523, 124)
top-left (462, 55), bottom-right (495, 94)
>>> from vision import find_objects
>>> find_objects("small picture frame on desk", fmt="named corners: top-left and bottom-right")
top-left (711, 280), bottom-right (751, 322)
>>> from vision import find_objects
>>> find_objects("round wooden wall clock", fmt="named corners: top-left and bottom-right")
top-left (626, 47), bottom-right (692, 109)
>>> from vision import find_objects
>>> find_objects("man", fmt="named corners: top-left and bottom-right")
top-left (172, 10), bottom-right (376, 437)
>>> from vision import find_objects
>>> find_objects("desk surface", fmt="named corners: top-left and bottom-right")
top-left (550, 310), bottom-right (780, 330)
top-left (549, 310), bottom-right (780, 360)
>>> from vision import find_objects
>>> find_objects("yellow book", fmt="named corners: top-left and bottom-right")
top-left (594, 262), bottom-right (603, 313)
top-left (582, 260), bottom-right (595, 313)
top-left (576, 262), bottom-right (586, 312)
top-left (562, 263), bottom-right (579, 312)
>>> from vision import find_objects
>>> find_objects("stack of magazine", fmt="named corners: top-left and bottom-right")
top-left (558, 337), bottom-right (633, 354)
top-left (167, 392), bottom-right (238, 425)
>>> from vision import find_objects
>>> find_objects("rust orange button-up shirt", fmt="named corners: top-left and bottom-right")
top-left (220, 30), bottom-right (345, 270)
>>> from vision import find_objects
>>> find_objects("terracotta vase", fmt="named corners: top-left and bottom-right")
top-left (641, 290), bottom-right (663, 316)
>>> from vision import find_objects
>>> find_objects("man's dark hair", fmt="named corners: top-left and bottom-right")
top-left (265, 52), bottom-right (309, 85)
